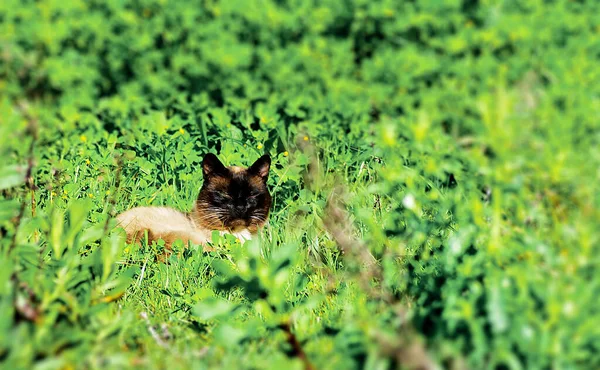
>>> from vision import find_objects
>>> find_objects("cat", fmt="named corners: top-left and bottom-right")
top-left (116, 153), bottom-right (272, 253)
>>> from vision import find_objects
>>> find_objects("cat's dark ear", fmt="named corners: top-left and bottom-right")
top-left (248, 154), bottom-right (271, 181)
top-left (202, 153), bottom-right (227, 179)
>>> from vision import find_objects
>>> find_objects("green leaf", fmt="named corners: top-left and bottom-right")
top-left (192, 297), bottom-right (236, 321)
top-left (0, 199), bottom-right (20, 222)
top-left (0, 164), bottom-right (26, 190)
top-left (213, 324), bottom-right (246, 347)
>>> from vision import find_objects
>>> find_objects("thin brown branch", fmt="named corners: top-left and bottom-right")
top-left (323, 187), bottom-right (389, 304)
top-left (11, 274), bottom-right (41, 323)
top-left (323, 186), bottom-right (438, 370)
top-left (140, 311), bottom-right (170, 349)
top-left (279, 320), bottom-right (315, 370)
top-left (102, 153), bottom-right (124, 236)
top-left (9, 102), bottom-right (39, 255)
top-left (297, 136), bottom-right (439, 370)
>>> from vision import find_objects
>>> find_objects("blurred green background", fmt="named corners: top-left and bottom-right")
top-left (1, 0), bottom-right (599, 369)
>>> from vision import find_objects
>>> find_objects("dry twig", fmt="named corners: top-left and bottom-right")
top-left (9, 102), bottom-right (39, 254)
top-left (279, 320), bottom-right (315, 370)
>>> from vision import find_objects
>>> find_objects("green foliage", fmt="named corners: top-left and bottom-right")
top-left (1, 0), bottom-right (599, 369)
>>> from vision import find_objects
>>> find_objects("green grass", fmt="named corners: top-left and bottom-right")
top-left (1, 0), bottom-right (600, 369)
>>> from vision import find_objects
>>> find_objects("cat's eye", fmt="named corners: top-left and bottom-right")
top-left (213, 193), bottom-right (232, 202)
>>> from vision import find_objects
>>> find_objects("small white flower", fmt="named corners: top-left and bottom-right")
top-left (563, 301), bottom-right (575, 317)
top-left (522, 326), bottom-right (534, 339)
top-left (402, 194), bottom-right (416, 210)
top-left (450, 238), bottom-right (462, 255)
top-left (536, 244), bottom-right (548, 254)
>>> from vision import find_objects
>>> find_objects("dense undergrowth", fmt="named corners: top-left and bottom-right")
top-left (1, 0), bottom-right (599, 369)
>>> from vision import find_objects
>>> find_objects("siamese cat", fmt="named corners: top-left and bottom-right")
top-left (116, 153), bottom-right (271, 251)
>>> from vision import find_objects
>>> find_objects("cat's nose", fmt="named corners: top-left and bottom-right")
top-left (233, 205), bottom-right (246, 217)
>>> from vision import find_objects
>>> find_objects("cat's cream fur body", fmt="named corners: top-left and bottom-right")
top-left (116, 206), bottom-right (211, 246)
top-left (116, 206), bottom-right (254, 248)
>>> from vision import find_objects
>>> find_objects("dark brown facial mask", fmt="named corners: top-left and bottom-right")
top-left (192, 153), bottom-right (272, 233)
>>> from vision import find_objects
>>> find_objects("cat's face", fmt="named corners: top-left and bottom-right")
top-left (194, 153), bottom-right (272, 233)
